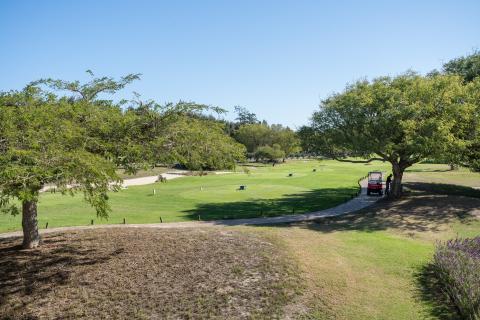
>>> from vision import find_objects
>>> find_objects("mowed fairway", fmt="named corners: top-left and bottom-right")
top-left (0, 160), bottom-right (389, 233)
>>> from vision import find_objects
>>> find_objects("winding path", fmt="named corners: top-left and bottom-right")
top-left (0, 179), bottom-right (382, 240)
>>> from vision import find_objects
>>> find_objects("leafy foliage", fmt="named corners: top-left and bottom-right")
top-left (439, 52), bottom-right (480, 171)
top-left (154, 115), bottom-right (246, 170)
top-left (32, 70), bottom-right (141, 102)
top-left (304, 72), bottom-right (476, 197)
top-left (235, 123), bottom-right (300, 158)
top-left (234, 106), bottom-right (258, 125)
top-left (254, 144), bottom-right (285, 162)
top-left (0, 87), bottom-right (122, 218)
top-left (443, 51), bottom-right (480, 83)
top-left (433, 237), bottom-right (480, 319)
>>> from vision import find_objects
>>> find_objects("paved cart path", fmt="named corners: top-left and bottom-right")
top-left (0, 179), bottom-right (382, 240)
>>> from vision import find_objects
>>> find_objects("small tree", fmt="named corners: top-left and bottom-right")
top-left (235, 123), bottom-right (273, 154)
top-left (305, 73), bottom-right (475, 198)
top-left (254, 144), bottom-right (285, 163)
top-left (271, 125), bottom-right (301, 161)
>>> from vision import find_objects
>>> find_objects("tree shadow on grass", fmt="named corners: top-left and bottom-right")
top-left (406, 168), bottom-right (452, 173)
top-left (283, 181), bottom-right (480, 235)
top-left (182, 186), bottom-right (360, 221)
top-left (0, 234), bottom-right (120, 319)
top-left (287, 185), bottom-right (478, 320)
top-left (294, 192), bottom-right (478, 235)
top-left (404, 182), bottom-right (480, 199)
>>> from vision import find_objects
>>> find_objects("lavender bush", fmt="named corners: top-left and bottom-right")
top-left (433, 237), bottom-right (480, 319)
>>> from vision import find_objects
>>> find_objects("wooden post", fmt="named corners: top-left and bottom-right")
top-left (91, 219), bottom-right (94, 225)
top-left (123, 218), bottom-right (126, 224)
top-left (45, 222), bottom-right (48, 229)
top-left (198, 215), bottom-right (201, 221)
top-left (160, 216), bottom-right (163, 223)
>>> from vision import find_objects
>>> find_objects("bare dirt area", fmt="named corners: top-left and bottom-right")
top-left (0, 228), bottom-right (298, 319)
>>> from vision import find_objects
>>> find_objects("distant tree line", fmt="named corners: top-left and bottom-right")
top-left (218, 106), bottom-right (301, 163)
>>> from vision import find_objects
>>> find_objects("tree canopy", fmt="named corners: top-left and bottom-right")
top-left (443, 51), bottom-right (480, 83)
top-left (0, 73), bottom-right (246, 248)
top-left (440, 52), bottom-right (480, 171)
top-left (234, 106), bottom-right (259, 125)
top-left (303, 72), bottom-right (477, 198)
top-left (234, 123), bottom-right (300, 160)
top-left (254, 144), bottom-right (285, 162)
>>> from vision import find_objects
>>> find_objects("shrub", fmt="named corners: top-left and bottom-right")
top-left (433, 237), bottom-right (480, 319)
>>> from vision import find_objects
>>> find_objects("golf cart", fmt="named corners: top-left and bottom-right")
top-left (367, 171), bottom-right (383, 196)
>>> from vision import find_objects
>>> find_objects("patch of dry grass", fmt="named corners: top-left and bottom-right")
top-left (0, 228), bottom-right (299, 319)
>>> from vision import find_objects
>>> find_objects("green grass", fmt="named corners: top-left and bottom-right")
top-left (246, 164), bottom-right (480, 319)
top-left (404, 163), bottom-right (480, 188)
top-left (0, 160), bottom-right (389, 233)
top-left (255, 192), bottom-right (480, 319)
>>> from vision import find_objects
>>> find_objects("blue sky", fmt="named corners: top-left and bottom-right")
top-left (1, 1), bottom-right (479, 128)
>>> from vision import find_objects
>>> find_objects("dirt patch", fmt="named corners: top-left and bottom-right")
top-left (0, 228), bottom-right (298, 319)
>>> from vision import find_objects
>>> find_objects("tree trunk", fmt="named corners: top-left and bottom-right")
top-left (22, 200), bottom-right (40, 249)
top-left (390, 163), bottom-right (404, 199)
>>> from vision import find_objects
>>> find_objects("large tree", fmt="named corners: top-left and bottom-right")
top-left (441, 52), bottom-right (480, 171)
top-left (0, 86), bottom-right (127, 248)
top-left (305, 73), bottom-right (476, 198)
top-left (0, 73), bottom-right (244, 248)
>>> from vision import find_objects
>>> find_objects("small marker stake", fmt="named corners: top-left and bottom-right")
top-left (198, 215), bottom-right (201, 221)
top-left (160, 216), bottom-right (163, 223)
top-left (91, 219), bottom-right (94, 225)
top-left (123, 218), bottom-right (126, 224)
top-left (46, 222), bottom-right (48, 229)
top-left (153, 189), bottom-right (156, 195)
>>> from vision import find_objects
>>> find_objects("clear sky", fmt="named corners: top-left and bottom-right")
top-left (1, 1), bottom-right (479, 128)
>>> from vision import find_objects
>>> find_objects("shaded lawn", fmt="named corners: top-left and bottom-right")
top-left (404, 164), bottom-right (480, 188)
top-left (252, 190), bottom-right (480, 319)
top-left (0, 228), bottom-right (299, 319)
top-left (0, 160), bottom-right (386, 233)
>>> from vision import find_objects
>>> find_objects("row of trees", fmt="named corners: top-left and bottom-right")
top-left (0, 73), bottom-right (246, 248)
top-left (226, 107), bottom-right (301, 162)
top-left (234, 123), bottom-right (300, 162)
top-left (299, 51), bottom-right (480, 198)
